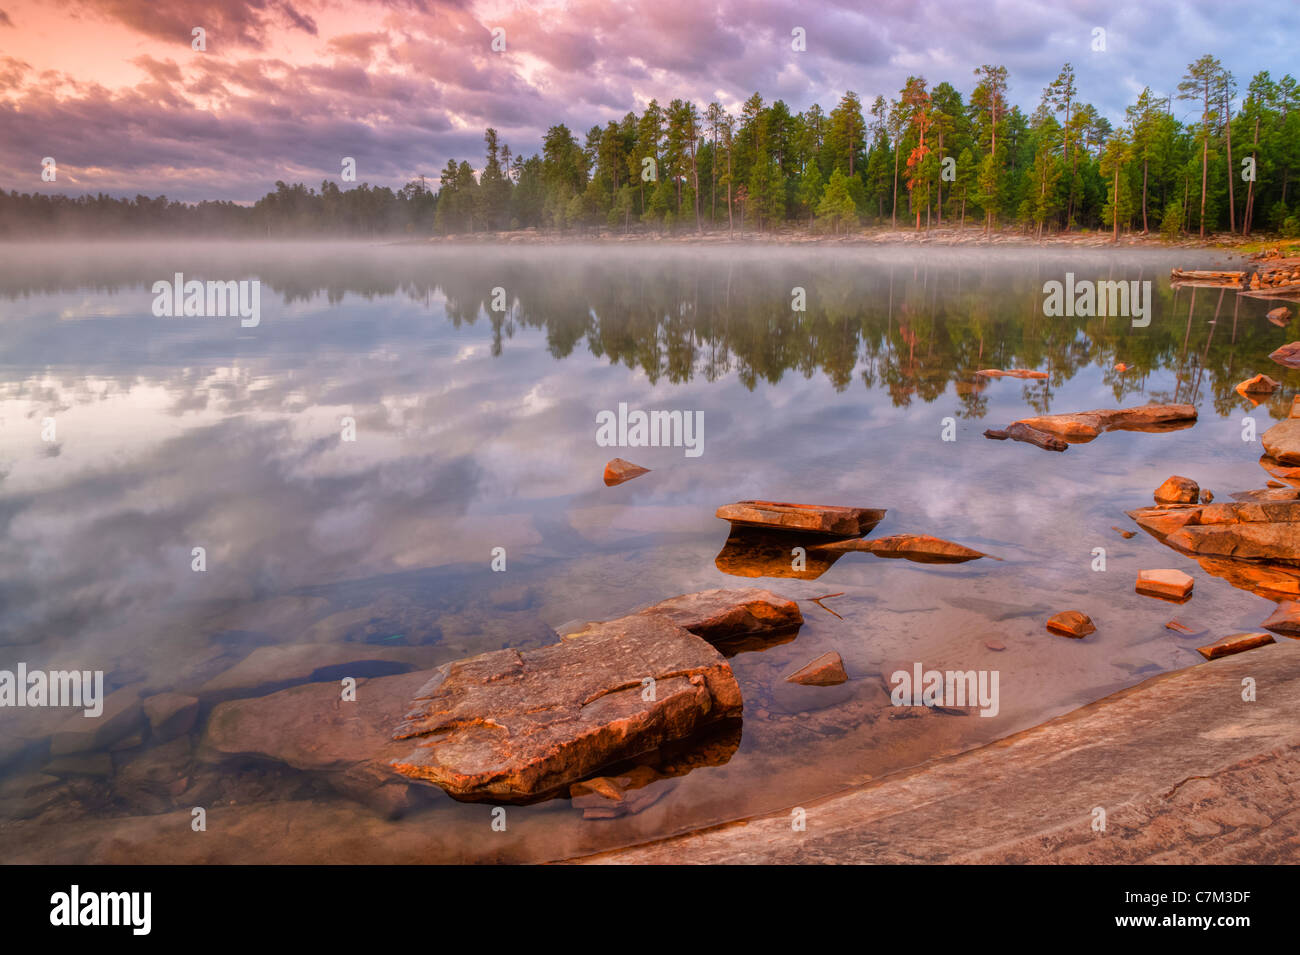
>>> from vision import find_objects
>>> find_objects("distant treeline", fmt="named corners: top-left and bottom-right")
top-left (4, 55), bottom-right (1298, 240)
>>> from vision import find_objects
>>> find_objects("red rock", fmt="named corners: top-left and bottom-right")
top-left (1201, 489), bottom-right (1215, 503)
top-left (984, 640), bottom-right (1006, 651)
top-left (1165, 618), bottom-right (1205, 637)
top-left (715, 500), bottom-right (886, 537)
top-left (390, 614), bottom-right (742, 802)
top-left (1261, 600), bottom-right (1300, 637)
top-left (1015, 404), bottom-right (1197, 442)
top-left (1267, 306), bottom-right (1292, 327)
top-left (1235, 373), bottom-right (1280, 398)
top-left (785, 651), bottom-right (848, 686)
top-left (1154, 475), bottom-right (1200, 504)
top-left (975, 368), bottom-right (1048, 379)
top-left (1136, 569), bottom-right (1194, 600)
top-left (603, 458), bottom-right (650, 486)
top-left (634, 587), bottom-right (803, 646)
top-left (1269, 341), bottom-right (1300, 369)
top-left (1262, 419), bottom-right (1300, 466)
top-left (1112, 525), bottom-right (1136, 539)
top-left (1197, 632), bottom-right (1275, 660)
top-left (1129, 500), bottom-right (1300, 562)
top-left (1046, 611), bottom-right (1096, 638)
top-left (1114, 362), bottom-right (1129, 372)
top-left (856, 534), bottom-right (989, 563)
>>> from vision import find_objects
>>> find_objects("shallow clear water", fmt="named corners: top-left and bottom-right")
top-left (0, 241), bottom-right (1293, 862)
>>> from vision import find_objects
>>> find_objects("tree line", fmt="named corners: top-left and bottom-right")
top-left (3, 55), bottom-right (1298, 239)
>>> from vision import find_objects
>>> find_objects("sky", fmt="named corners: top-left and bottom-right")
top-left (0, 0), bottom-right (1296, 203)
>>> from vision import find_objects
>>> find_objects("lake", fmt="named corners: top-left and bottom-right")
top-left (0, 240), bottom-right (1291, 862)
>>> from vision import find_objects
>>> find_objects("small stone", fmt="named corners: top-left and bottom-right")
top-left (603, 458), bottom-right (651, 487)
top-left (1196, 632), bottom-right (1275, 660)
top-left (1136, 569), bottom-right (1194, 600)
top-left (1267, 306), bottom-right (1291, 326)
top-left (1046, 611), bottom-right (1096, 638)
top-left (1111, 525), bottom-right (1136, 539)
top-left (984, 640), bottom-right (1006, 651)
top-left (1235, 374), bottom-right (1280, 397)
top-left (1200, 489), bottom-right (1214, 503)
top-left (785, 651), bottom-right (848, 686)
top-left (1154, 475), bottom-right (1200, 504)
top-left (1165, 618), bottom-right (1205, 637)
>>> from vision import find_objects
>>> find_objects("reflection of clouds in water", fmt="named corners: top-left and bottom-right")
top-left (0, 246), bottom-right (1276, 673)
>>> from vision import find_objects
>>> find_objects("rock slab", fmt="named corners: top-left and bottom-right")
top-left (715, 501), bottom-right (886, 537)
top-left (390, 614), bottom-right (742, 801)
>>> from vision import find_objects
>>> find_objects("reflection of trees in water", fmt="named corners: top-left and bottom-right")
top-left (2, 250), bottom-right (1294, 417)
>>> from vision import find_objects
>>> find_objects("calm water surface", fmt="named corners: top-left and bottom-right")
top-left (0, 241), bottom-right (1291, 862)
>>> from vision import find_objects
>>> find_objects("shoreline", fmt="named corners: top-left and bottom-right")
top-left (406, 226), bottom-right (1288, 254)
top-left (569, 639), bottom-right (1300, 864)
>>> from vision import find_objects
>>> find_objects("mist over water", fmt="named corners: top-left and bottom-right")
top-left (0, 241), bottom-right (1290, 861)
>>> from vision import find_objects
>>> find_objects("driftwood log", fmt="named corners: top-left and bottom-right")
top-left (984, 422), bottom-right (1068, 452)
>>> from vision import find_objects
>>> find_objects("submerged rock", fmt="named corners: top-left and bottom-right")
top-left (48, 689), bottom-right (143, 756)
top-left (1135, 569), bottom-right (1194, 600)
top-left (1046, 611), bottom-right (1096, 638)
top-left (201, 671), bottom-right (431, 818)
top-left (1013, 404), bottom-right (1197, 442)
top-left (1197, 632), bottom-right (1275, 660)
top-left (785, 651), bottom-right (848, 686)
top-left (141, 693), bottom-right (199, 742)
top-left (570, 765), bottom-right (674, 819)
top-left (390, 614), bottom-right (742, 802)
top-left (1154, 475), bottom-right (1200, 504)
top-left (715, 500), bottom-right (886, 537)
top-left (197, 644), bottom-right (437, 701)
top-left (603, 458), bottom-right (651, 487)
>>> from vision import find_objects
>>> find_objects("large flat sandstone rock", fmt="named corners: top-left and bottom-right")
top-left (390, 614), bottom-right (742, 802)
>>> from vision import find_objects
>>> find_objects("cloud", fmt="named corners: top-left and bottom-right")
top-left (0, 0), bottom-right (1297, 201)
